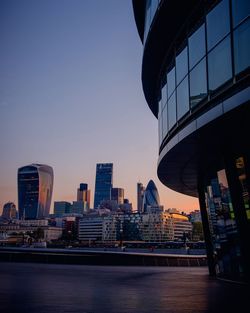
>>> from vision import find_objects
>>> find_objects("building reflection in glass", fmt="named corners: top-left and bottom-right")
top-left (205, 168), bottom-right (242, 280)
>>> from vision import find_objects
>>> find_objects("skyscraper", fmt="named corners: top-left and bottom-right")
top-left (137, 182), bottom-right (145, 213)
top-left (77, 183), bottom-right (91, 209)
top-left (18, 164), bottom-right (54, 219)
top-left (111, 188), bottom-right (124, 205)
top-left (94, 163), bottom-right (113, 209)
top-left (142, 180), bottom-right (160, 212)
top-left (133, 0), bottom-right (250, 282)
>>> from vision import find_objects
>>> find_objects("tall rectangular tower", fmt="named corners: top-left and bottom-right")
top-left (111, 188), bottom-right (124, 205)
top-left (137, 182), bottom-right (145, 213)
top-left (94, 163), bottom-right (113, 209)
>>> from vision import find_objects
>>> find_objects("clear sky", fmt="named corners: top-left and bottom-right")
top-left (0, 0), bottom-right (199, 214)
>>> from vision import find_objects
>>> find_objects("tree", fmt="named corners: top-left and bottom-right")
top-left (192, 221), bottom-right (204, 241)
top-left (34, 227), bottom-right (44, 242)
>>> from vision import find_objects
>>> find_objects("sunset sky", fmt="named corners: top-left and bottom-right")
top-left (0, 0), bottom-right (199, 214)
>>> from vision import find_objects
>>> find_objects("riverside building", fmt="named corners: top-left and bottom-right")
top-left (133, 0), bottom-right (250, 282)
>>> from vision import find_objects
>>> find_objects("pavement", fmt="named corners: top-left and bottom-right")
top-left (0, 262), bottom-right (248, 313)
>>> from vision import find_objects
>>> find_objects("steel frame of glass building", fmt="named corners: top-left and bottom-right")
top-left (133, 0), bottom-right (250, 283)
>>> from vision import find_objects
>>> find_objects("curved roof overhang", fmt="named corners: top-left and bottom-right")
top-left (157, 100), bottom-right (250, 197)
top-left (133, 0), bottom-right (202, 118)
top-left (157, 130), bottom-right (199, 197)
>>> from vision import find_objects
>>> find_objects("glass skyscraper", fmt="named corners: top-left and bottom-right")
top-left (142, 180), bottom-right (160, 212)
top-left (94, 163), bottom-right (113, 209)
top-left (18, 164), bottom-right (54, 219)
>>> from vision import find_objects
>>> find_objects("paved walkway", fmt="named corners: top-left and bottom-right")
top-left (0, 262), bottom-right (248, 313)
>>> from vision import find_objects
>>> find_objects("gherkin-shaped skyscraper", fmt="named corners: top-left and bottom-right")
top-left (142, 180), bottom-right (160, 212)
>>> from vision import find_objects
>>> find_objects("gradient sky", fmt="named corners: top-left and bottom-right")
top-left (0, 0), bottom-right (199, 214)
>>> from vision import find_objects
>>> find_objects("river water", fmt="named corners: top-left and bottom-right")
top-left (0, 262), bottom-right (247, 313)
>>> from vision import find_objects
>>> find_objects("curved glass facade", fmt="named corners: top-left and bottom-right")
top-left (18, 164), bottom-right (54, 219)
top-left (142, 180), bottom-right (160, 212)
top-left (158, 0), bottom-right (250, 148)
top-left (134, 0), bottom-right (250, 283)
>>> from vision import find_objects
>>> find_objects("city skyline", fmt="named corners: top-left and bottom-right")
top-left (0, 0), bottom-right (198, 214)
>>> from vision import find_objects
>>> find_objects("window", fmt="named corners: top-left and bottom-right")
top-left (190, 58), bottom-right (207, 108)
top-left (232, 0), bottom-right (250, 27)
top-left (208, 36), bottom-right (232, 92)
top-left (177, 77), bottom-right (189, 120)
top-left (234, 18), bottom-right (250, 75)
top-left (167, 92), bottom-right (176, 130)
top-left (162, 105), bottom-right (168, 139)
top-left (188, 24), bottom-right (206, 69)
top-left (167, 67), bottom-right (175, 98)
top-left (176, 47), bottom-right (188, 85)
top-left (205, 170), bottom-right (241, 278)
top-left (161, 79), bottom-right (167, 109)
top-left (158, 113), bottom-right (163, 146)
top-left (206, 0), bottom-right (230, 51)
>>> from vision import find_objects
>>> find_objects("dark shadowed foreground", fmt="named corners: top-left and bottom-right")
top-left (0, 262), bottom-right (248, 313)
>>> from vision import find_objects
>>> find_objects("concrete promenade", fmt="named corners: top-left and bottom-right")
top-left (0, 262), bottom-right (248, 313)
top-left (0, 246), bottom-right (207, 267)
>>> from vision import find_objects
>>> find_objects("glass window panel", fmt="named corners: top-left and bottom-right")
top-left (190, 58), bottom-right (207, 108)
top-left (176, 47), bottom-right (188, 84)
top-left (162, 105), bottom-right (168, 139)
top-left (188, 24), bottom-right (206, 69)
top-left (161, 81), bottom-right (167, 109)
top-left (167, 67), bottom-right (175, 98)
top-left (232, 0), bottom-right (250, 27)
top-left (167, 92), bottom-right (176, 130)
top-left (208, 36), bottom-right (232, 92)
top-left (206, 171), bottom-right (241, 279)
top-left (177, 77), bottom-right (189, 120)
top-left (158, 113), bottom-right (163, 146)
top-left (234, 18), bottom-right (250, 75)
top-left (206, 0), bottom-right (230, 51)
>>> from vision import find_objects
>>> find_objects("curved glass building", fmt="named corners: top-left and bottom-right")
top-left (142, 180), bottom-right (160, 212)
top-left (18, 164), bottom-right (54, 219)
top-left (133, 0), bottom-right (250, 282)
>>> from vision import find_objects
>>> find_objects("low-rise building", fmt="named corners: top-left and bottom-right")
top-left (78, 216), bottom-right (103, 242)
